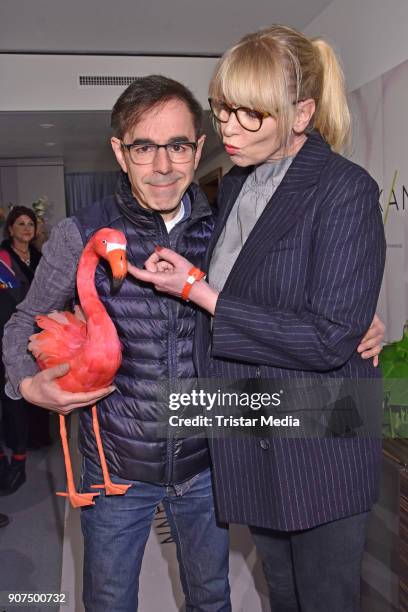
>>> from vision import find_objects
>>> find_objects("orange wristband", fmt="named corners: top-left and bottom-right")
top-left (181, 267), bottom-right (206, 301)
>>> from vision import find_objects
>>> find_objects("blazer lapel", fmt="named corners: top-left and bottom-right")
top-left (203, 166), bottom-right (251, 270)
top-left (220, 132), bottom-right (332, 290)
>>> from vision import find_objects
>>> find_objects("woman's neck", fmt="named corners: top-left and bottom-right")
top-left (12, 239), bottom-right (29, 254)
top-left (266, 132), bottom-right (307, 163)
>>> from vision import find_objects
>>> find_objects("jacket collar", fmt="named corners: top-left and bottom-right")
top-left (205, 131), bottom-right (331, 273)
top-left (220, 130), bottom-right (330, 196)
top-left (115, 172), bottom-right (212, 232)
top-left (275, 130), bottom-right (331, 192)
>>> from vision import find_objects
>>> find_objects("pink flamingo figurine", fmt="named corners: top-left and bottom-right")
top-left (28, 228), bottom-right (131, 508)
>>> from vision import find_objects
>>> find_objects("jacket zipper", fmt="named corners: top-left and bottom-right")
top-left (157, 211), bottom-right (209, 484)
top-left (157, 215), bottom-right (189, 484)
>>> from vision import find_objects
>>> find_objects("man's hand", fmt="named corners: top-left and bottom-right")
top-left (19, 363), bottom-right (115, 415)
top-left (357, 313), bottom-right (385, 367)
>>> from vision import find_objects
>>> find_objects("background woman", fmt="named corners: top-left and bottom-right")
top-left (128, 25), bottom-right (386, 612)
top-left (0, 206), bottom-right (49, 495)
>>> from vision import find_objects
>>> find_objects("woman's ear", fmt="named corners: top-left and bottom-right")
top-left (293, 99), bottom-right (316, 134)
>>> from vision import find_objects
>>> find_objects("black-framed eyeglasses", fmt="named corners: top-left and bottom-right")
top-left (121, 141), bottom-right (198, 165)
top-left (208, 98), bottom-right (271, 132)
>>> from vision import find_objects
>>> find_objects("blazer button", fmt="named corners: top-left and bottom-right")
top-left (259, 439), bottom-right (270, 450)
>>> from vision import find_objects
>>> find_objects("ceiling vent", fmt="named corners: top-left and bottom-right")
top-left (79, 76), bottom-right (140, 87)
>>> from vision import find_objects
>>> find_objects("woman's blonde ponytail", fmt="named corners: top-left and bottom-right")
top-left (311, 39), bottom-right (350, 152)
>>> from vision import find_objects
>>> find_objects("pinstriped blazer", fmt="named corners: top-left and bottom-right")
top-left (193, 131), bottom-right (386, 531)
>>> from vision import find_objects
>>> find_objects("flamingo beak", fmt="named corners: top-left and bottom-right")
top-left (106, 246), bottom-right (127, 293)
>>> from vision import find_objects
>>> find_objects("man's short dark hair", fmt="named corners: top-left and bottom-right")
top-left (111, 74), bottom-right (203, 139)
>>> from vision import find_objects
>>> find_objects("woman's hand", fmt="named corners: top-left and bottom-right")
top-left (128, 246), bottom-right (192, 296)
top-left (127, 246), bottom-right (219, 314)
top-left (142, 248), bottom-right (176, 274)
top-left (357, 313), bottom-right (385, 367)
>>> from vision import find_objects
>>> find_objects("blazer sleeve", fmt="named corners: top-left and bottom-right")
top-left (211, 172), bottom-right (386, 371)
top-left (2, 219), bottom-right (82, 398)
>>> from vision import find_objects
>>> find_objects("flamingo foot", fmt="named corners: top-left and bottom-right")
top-left (56, 490), bottom-right (100, 508)
top-left (90, 404), bottom-right (132, 497)
top-left (91, 481), bottom-right (132, 496)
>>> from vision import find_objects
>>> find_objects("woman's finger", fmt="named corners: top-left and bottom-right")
top-left (357, 314), bottom-right (384, 353)
top-left (157, 261), bottom-right (174, 273)
top-left (155, 246), bottom-right (190, 268)
top-left (127, 263), bottom-right (159, 284)
top-left (127, 262), bottom-right (142, 278)
top-left (144, 252), bottom-right (162, 272)
top-left (357, 335), bottom-right (382, 352)
top-left (360, 346), bottom-right (381, 359)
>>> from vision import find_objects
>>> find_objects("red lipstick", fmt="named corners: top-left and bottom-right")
top-left (224, 144), bottom-right (240, 155)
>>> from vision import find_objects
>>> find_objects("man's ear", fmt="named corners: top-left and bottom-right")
top-left (293, 99), bottom-right (316, 134)
top-left (193, 134), bottom-right (206, 171)
top-left (111, 137), bottom-right (128, 173)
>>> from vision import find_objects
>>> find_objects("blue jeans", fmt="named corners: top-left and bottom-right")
top-left (80, 457), bottom-right (231, 612)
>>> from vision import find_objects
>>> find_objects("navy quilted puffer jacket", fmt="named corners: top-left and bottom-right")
top-left (74, 173), bottom-right (214, 485)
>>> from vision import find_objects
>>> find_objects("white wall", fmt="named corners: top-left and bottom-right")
top-left (3, 2), bottom-right (408, 194)
top-left (304, 0), bottom-right (408, 92)
top-left (303, 0), bottom-right (408, 343)
top-left (0, 55), bottom-right (217, 111)
top-left (0, 158), bottom-right (66, 227)
top-left (2, 1), bottom-right (408, 113)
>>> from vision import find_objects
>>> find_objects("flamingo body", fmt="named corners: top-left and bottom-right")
top-left (32, 310), bottom-right (121, 392)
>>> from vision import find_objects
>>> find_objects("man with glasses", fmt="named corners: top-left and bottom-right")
top-left (2, 75), bottom-right (230, 612)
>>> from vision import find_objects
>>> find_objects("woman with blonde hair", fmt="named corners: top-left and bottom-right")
top-left (129, 25), bottom-right (386, 611)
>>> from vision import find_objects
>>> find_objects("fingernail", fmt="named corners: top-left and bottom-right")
top-left (155, 245), bottom-right (163, 252)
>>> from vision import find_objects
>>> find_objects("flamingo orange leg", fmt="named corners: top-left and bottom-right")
top-left (90, 405), bottom-right (132, 496)
top-left (56, 414), bottom-right (100, 508)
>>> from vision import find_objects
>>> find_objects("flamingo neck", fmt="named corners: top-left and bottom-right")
top-left (76, 244), bottom-right (107, 320)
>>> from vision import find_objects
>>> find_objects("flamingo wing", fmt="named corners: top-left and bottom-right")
top-left (28, 309), bottom-right (87, 370)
